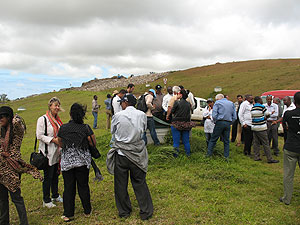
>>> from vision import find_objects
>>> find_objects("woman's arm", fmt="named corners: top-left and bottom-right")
top-left (87, 134), bottom-right (97, 146)
top-left (36, 116), bottom-right (53, 144)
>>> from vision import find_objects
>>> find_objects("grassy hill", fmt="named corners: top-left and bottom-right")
top-left (3, 58), bottom-right (300, 224)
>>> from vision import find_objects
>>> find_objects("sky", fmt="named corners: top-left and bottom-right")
top-left (1, 0), bottom-right (300, 99)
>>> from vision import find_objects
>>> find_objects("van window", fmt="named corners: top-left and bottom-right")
top-left (200, 100), bottom-right (207, 108)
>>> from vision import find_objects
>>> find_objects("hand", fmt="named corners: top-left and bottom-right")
top-left (271, 111), bottom-right (275, 114)
top-left (272, 121), bottom-right (277, 125)
top-left (1, 152), bottom-right (10, 158)
top-left (243, 124), bottom-right (248, 128)
top-left (166, 115), bottom-right (170, 121)
top-left (51, 137), bottom-right (59, 145)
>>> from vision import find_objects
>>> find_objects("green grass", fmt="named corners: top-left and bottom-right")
top-left (4, 59), bottom-right (300, 224)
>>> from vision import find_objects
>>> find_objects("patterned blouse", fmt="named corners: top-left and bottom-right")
top-left (58, 121), bottom-right (93, 172)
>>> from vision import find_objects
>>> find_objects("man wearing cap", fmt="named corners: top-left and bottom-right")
top-left (152, 85), bottom-right (164, 120)
top-left (107, 94), bottom-right (153, 220)
top-left (142, 89), bottom-right (160, 145)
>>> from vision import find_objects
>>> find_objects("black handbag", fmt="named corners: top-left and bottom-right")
top-left (30, 116), bottom-right (49, 170)
top-left (88, 135), bottom-right (101, 159)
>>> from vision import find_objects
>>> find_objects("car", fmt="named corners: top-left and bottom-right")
top-left (191, 97), bottom-right (207, 121)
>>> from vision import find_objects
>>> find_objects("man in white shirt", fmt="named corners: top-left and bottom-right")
top-left (264, 95), bottom-right (279, 155)
top-left (162, 86), bottom-right (173, 112)
top-left (111, 89), bottom-right (126, 115)
top-left (238, 94), bottom-right (254, 155)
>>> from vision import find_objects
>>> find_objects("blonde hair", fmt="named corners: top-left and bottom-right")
top-left (48, 97), bottom-right (61, 110)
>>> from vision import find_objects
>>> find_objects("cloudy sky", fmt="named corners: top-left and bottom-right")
top-left (1, 0), bottom-right (300, 99)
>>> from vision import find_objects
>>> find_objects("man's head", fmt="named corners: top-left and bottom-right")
top-left (148, 89), bottom-right (156, 98)
top-left (107, 94), bottom-right (112, 98)
top-left (215, 94), bottom-right (224, 101)
top-left (178, 89), bottom-right (188, 100)
top-left (254, 96), bottom-right (263, 104)
top-left (172, 86), bottom-right (181, 95)
top-left (120, 93), bottom-right (137, 110)
top-left (93, 95), bottom-right (98, 100)
top-left (167, 86), bottom-right (173, 95)
top-left (294, 92), bottom-right (300, 107)
top-left (237, 95), bottom-right (243, 104)
top-left (283, 96), bottom-right (291, 106)
top-left (179, 85), bottom-right (184, 90)
top-left (127, 83), bottom-right (135, 93)
top-left (207, 98), bottom-right (214, 108)
top-left (155, 84), bottom-right (162, 94)
top-left (273, 97), bottom-right (280, 104)
top-left (266, 95), bottom-right (273, 105)
top-left (118, 89), bottom-right (127, 98)
top-left (245, 94), bottom-right (253, 104)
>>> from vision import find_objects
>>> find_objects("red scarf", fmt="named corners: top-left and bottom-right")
top-left (46, 111), bottom-right (63, 137)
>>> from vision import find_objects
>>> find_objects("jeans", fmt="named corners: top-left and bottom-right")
top-left (92, 111), bottom-right (98, 128)
top-left (143, 117), bottom-right (160, 145)
top-left (171, 126), bottom-right (191, 156)
top-left (62, 166), bottom-right (91, 217)
top-left (43, 163), bottom-right (59, 203)
top-left (207, 120), bottom-right (231, 158)
top-left (205, 133), bottom-right (212, 147)
top-left (0, 184), bottom-right (28, 225)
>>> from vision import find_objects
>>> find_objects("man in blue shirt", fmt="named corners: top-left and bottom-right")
top-left (207, 94), bottom-right (237, 159)
top-left (104, 94), bottom-right (112, 130)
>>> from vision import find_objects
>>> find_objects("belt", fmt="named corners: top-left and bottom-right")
top-left (218, 120), bottom-right (232, 123)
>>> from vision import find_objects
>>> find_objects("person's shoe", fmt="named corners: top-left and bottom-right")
top-left (61, 216), bottom-right (74, 222)
top-left (43, 201), bottom-right (56, 208)
top-left (52, 195), bottom-right (63, 203)
top-left (279, 197), bottom-right (290, 205)
top-left (254, 158), bottom-right (262, 161)
top-left (268, 159), bottom-right (279, 164)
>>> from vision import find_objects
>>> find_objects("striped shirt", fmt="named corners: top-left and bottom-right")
top-left (251, 103), bottom-right (269, 131)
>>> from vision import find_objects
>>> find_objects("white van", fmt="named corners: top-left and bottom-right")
top-left (191, 97), bottom-right (207, 121)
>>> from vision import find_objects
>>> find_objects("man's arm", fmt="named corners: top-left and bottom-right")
top-left (238, 103), bottom-right (246, 127)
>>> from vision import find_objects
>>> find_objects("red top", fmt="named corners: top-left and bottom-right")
top-left (261, 90), bottom-right (300, 99)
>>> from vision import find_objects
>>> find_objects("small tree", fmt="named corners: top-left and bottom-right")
top-left (0, 94), bottom-right (9, 103)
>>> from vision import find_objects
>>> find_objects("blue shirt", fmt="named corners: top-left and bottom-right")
top-left (212, 98), bottom-right (237, 123)
top-left (104, 98), bottom-right (112, 110)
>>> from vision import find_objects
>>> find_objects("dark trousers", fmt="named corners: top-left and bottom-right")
top-left (231, 120), bottom-right (238, 142)
top-left (267, 121), bottom-right (279, 153)
top-left (243, 126), bottom-right (253, 155)
top-left (142, 117), bottom-right (160, 145)
top-left (43, 163), bottom-right (59, 203)
top-left (114, 154), bottom-right (153, 220)
top-left (62, 166), bottom-right (91, 217)
top-left (205, 133), bottom-right (212, 147)
top-left (0, 184), bottom-right (28, 225)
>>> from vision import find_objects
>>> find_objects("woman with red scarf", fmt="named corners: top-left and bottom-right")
top-left (36, 97), bottom-right (63, 208)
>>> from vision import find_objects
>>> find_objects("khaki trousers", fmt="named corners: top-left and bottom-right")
top-left (105, 109), bottom-right (112, 130)
top-left (236, 123), bottom-right (242, 145)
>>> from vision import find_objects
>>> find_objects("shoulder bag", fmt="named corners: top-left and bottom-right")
top-left (30, 116), bottom-right (49, 170)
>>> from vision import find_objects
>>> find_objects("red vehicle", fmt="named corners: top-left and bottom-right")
top-left (261, 90), bottom-right (300, 103)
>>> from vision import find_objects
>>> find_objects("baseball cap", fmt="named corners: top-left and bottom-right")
top-left (118, 93), bottom-right (137, 105)
top-left (155, 84), bottom-right (162, 90)
top-left (149, 89), bottom-right (156, 98)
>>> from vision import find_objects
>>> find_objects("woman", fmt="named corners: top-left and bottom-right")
top-left (0, 106), bottom-right (42, 225)
top-left (36, 97), bottom-right (63, 208)
top-left (203, 99), bottom-right (215, 146)
top-left (171, 89), bottom-right (193, 157)
top-left (58, 103), bottom-right (95, 222)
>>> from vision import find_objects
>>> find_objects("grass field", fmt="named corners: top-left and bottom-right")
top-left (3, 58), bottom-right (300, 224)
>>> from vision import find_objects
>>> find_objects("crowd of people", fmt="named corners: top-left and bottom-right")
top-left (0, 82), bottom-right (300, 223)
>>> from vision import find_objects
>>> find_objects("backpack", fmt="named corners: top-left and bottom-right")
top-left (136, 94), bottom-right (148, 112)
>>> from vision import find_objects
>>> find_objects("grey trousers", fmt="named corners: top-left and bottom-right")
top-left (253, 130), bottom-right (272, 161)
top-left (282, 149), bottom-right (300, 204)
top-left (0, 184), bottom-right (28, 225)
top-left (267, 121), bottom-right (279, 153)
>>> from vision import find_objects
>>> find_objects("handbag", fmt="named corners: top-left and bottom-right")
top-left (88, 135), bottom-right (101, 159)
top-left (172, 120), bottom-right (196, 131)
top-left (30, 116), bottom-right (49, 170)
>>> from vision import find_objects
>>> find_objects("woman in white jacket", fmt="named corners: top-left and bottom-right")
top-left (203, 99), bottom-right (215, 147)
top-left (36, 97), bottom-right (63, 208)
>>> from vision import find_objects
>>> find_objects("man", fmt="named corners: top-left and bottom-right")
top-left (127, 83), bottom-right (135, 93)
top-left (273, 97), bottom-right (283, 118)
top-left (280, 92), bottom-right (300, 205)
top-left (207, 94), bottom-right (236, 159)
top-left (231, 95), bottom-right (243, 145)
top-left (152, 84), bottom-right (164, 120)
top-left (166, 86), bottom-right (181, 121)
top-left (104, 94), bottom-right (112, 130)
top-left (92, 95), bottom-right (100, 129)
top-left (264, 95), bottom-right (279, 155)
top-left (107, 93), bottom-right (153, 220)
top-left (239, 94), bottom-right (254, 155)
top-left (162, 86), bottom-right (173, 115)
top-left (179, 85), bottom-right (195, 110)
top-left (273, 96), bottom-right (296, 142)
top-left (143, 89), bottom-right (160, 145)
top-left (111, 89), bottom-right (126, 115)
top-left (251, 96), bottom-right (279, 163)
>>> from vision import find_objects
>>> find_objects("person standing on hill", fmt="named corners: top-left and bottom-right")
top-left (112, 89), bottom-right (126, 115)
top-left (162, 86), bottom-right (173, 119)
top-left (207, 94), bottom-right (236, 159)
top-left (203, 98), bottom-right (215, 147)
top-left (92, 95), bottom-right (100, 129)
top-left (239, 94), bottom-right (254, 155)
top-left (280, 92), bottom-right (300, 205)
top-left (251, 96), bottom-right (279, 163)
top-left (231, 95), bottom-right (243, 145)
top-left (127, 83), bottom-right (135, 94)
top-left (104, 94), bottom-right (112, 130)
top-left (166, 86), bottom-right (181, 121)
top-left (107, 93), bottom-right (153, 220)
top-left (152, 85), bottom-right (164, 120)
top-left (0, 106), bottom-right (42, 225)
top-left (264, 95), bottom-right (279, 156)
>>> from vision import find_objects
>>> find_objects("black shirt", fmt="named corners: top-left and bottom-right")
top-left (283, 107), bottom-right (300, 153)
top-left (171, 99), bottom-right (191, 122)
